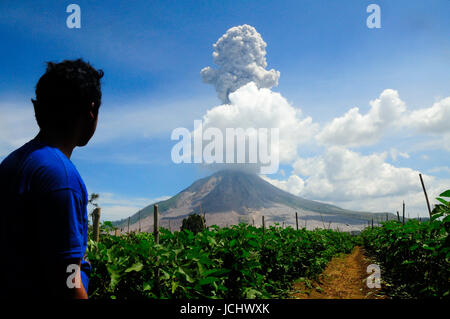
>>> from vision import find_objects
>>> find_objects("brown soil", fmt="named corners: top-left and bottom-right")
top-left (290, 246), bottom-right (385, 299)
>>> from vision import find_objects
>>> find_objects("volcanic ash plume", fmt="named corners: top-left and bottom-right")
top-left (201, 24), bottom-right (280, 103)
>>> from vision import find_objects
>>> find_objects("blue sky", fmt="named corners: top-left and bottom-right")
top-left (0, 0), bottom-right (449, 220)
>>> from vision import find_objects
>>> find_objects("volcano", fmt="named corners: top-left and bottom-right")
top-left (113, 170), bottom-right (391, 232)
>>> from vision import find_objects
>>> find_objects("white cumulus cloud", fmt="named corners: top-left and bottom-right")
top-left (199, 82), bottom-right (318, 165)
top-left (261, 174), bottom-right (305, 195)
top-left (317, 89), bottom-right (406, 147)
top-left (264, 147), bottom-right (447, 215)
top-left (292, 147), bottom-right (427, 201)
top-left (390, 148), bottom-right (410, 161)
top-left (407, 97), bottom-right (450, 134)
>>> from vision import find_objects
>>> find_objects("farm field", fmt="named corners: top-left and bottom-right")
top-left (87, 224), bottom-right (356, 299)
top-left (86, 190), bottom-right (449, 299)
top-left (361, 218), bottom-right (449, 298)
top-left (290, 246), bottom-right (384, 299)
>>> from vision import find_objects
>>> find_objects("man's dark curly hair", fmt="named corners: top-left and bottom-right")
top-left (32, 59), bottom-right (104, 131)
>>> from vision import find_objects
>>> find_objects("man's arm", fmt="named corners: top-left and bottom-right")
top-left (37, 186), bottom-right (89, 299)
top-left (56, 258), bottom-right (88, 299)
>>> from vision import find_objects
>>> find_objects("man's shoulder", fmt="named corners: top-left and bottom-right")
top-left (1, 140), bottom-right (85, 195)
top-left (29, 145), bottom-right (85, 195)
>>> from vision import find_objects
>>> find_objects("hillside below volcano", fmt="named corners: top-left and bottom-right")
top-left (113, 170), bottom-right (392, 232)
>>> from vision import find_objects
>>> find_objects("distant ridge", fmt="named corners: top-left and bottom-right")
top-left (113, 170), bottom-right (395, 232)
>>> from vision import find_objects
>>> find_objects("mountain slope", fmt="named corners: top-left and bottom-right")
top-left (113, 170), bottom-right (393, 232)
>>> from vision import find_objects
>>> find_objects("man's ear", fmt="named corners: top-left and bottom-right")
top-left (89, 102), bottom-right (96, 119)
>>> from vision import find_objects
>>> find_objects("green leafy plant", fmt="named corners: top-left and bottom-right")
top-left (100, 221), bottom-right (116, 233)
top-left (361, 192), bottom-right (450, 299)
top-left (433, 190), bottom-right (450, 220)
top-left (86, 223), bottom-right (356, 299)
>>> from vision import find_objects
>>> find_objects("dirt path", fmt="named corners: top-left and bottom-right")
top-left (290, 246), bottom-right (385, 299)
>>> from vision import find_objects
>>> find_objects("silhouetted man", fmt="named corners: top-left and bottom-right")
top-left (0, 59), bottom-right (103, 299)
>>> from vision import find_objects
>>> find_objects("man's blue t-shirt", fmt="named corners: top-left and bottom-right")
top-left (0, 138), bottom-right (91, 297)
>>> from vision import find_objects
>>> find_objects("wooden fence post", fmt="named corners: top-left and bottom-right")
top-left (295, 212), bottom-right (299, 231)
top-left (319, 212), bottom-right (326, 229)
top-left (419, 173), bottom-right (432, 218)
top-left (262, 216), bottom-right (265, 234)
top-left (92, 207), bottom-right (101, 242)
top-left (396, 211), bottom-right (400, 222)
top-left (371, 218), bottom-right (374, 229)
top-left (152, 204), bottom-right (160, 297)
top-left (154, 204), bottom-right (159, 244)
top-left (402, 201), bottom-right (405, 225)
top-left (114, 229), bottom-right (118, 236)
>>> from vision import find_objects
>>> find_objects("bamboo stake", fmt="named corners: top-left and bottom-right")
top-left (153, 204), bottom-right (159, 244)
top-left (403, 201), bottom-right (405, 225)
top-left (419, 173), bottom-right (432, 218)
top-left (295, 212), bottom-right (299, 230)
top-left (138, 211), bottom-right (141, 233)
top-left (92, 207), bottom-right (101, 242)
top-left (396, 211), bottom-right (400, 222)
top-left (319, 212), bottom-right (326, 229)
top-left (262, 216), bottom-right (265, 234)
top-left (153, 204), bottom-right (160, 297)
